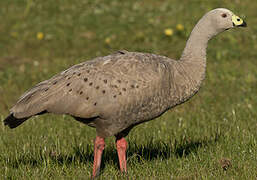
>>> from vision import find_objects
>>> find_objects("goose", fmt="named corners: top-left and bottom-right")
top-left (4, 8), bottom-right (246, 178)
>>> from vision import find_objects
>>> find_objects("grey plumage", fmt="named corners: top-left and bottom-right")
top-left (4, 8), bottom-right (246, 140)
top-left (6, 51), bottom-right (183, 137)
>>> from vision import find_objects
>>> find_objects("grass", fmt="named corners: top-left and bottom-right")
top-left (0, 0), bottom-right (256, 179)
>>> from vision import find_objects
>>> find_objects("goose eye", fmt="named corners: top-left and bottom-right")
top-left (221, 13), bottom-right (227, 18)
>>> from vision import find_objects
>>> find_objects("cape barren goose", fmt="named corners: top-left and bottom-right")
top-left (4, 8), bottom-right (246, 178)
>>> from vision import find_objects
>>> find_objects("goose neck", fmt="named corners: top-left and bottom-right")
top-left (180, 15), bottom-right (216, 63)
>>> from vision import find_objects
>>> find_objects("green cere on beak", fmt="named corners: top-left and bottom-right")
top-left (232, 15), bottom-right (247, 27)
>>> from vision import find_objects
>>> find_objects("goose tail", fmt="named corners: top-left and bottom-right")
top-left (3, 113), bottom-right (28, 129)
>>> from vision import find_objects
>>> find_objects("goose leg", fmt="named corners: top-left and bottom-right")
top-left (115, 136), bottom-right (128, 173)
top-left (92, 136), bottom-right (105, 178)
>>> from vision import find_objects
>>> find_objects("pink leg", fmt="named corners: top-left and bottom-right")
top-left (92, 136), bottom-right (105, 178)
top-left (116, 137), bottom-right (128, 173)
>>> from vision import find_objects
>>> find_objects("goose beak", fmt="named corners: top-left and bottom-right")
top-left (232, 15), bottom-right (247, 27)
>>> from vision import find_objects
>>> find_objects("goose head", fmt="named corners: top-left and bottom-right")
top-left (206, 8), bottom-right (247, 34)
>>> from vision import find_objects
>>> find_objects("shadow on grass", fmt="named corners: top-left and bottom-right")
top-left (5, 133), bottom-right (221, 171)
top-left (126, 132), bottom-right (221, 162)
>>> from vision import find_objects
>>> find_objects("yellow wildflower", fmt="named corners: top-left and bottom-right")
top-left (19, 64), bottom-right (25, 73)
top-left (37, 32), bottom-right (44, 40)
top-left (148, 18), bottom-right (155, 24)
top-left (33, 61), bottom-right (39, 67)
top-left (10, 32), bottom-right (18, 38)
top-left (135, 31), bottom-right (144, 38)
top-left (164, 28), bottom-right (173, 36)
top-left (105, 37), bottom-right (111, 44)
top-left (176, 24), bottom-right (184, 31)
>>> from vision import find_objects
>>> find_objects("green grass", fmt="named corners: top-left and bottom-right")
top-left (0, 0), bottom-right (256, 179)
